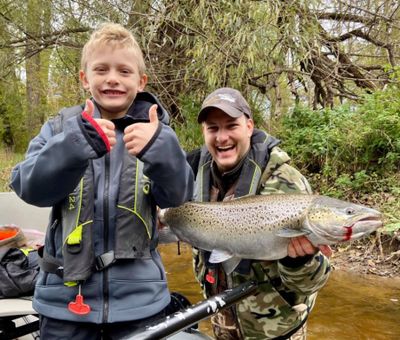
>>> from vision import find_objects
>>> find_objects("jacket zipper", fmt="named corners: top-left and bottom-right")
top-left (103, 153), bottom-right (110, 323)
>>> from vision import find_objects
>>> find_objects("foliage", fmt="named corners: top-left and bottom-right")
top-left (0, 148), bottom-right (24, 192)
top-left (0, 80), bottom-right (29, 152)
top-left (0, 0), bottom-right (399, 241)
top-left (1, 0), bottom-right (400, 150)
top-left (383, 221), bottom-right (400, 235)
top-left (277, 85), bottom-right (400, 183)
top-left (171, 95), bottom-right (203, 152)
top-left (275, 85), bottom-right (400, 234)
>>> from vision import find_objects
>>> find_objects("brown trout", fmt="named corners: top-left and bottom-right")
top-left (161, 194), bottom-right (382, 272)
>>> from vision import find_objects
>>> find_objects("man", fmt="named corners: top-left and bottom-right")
top-left (188, 87), bottom-right (331, 339)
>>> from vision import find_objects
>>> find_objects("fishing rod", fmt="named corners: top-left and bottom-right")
top-left (123, 280), bottom-right (258, 340)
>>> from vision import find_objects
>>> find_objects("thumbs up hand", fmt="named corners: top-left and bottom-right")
top-left (123, 104), bottom-right (159, 156)
top-left (83, 99), bottom-right (116, 151)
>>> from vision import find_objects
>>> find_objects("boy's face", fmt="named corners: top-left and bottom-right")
top-left (80, 45), bottom-right (147, 119)
top-left (202, 108), bottom-right (254, 173)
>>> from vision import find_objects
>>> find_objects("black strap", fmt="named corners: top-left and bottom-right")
top-left (37, 246), bottom-right (64, 278)
top-left (95, 238), bottom-right (158, 271)
top-left (38, 248), bottom-right (113, 276)
top-left (186, 148), bottom-right (201, 178)
top-left (94, 250), bottom-right (115, 271)
top-left (40, 244), bottom-right (157, 277)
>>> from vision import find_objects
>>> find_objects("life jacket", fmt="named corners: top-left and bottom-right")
top-left (40, 105), bottom-right (156, 283)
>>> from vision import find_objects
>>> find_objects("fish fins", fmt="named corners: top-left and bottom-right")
top-left (209, 249), bottom-right (233, 263)
top-left (158, 226), bottom-right (179, 244)
top-left (209, 250), bottom-right (241, 275)
top-left (222, 257), bottom-right (242, 275)
top-left (276, 227), bottom-right (310, 238)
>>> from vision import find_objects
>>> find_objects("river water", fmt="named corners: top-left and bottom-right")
top-left (159, 243), bottom-right (400, 340)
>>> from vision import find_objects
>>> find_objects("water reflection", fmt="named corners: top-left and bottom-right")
top-left (159, 243), bottom-right (400, 339)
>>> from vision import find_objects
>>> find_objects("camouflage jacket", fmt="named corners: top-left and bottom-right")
top-left (191, 139), bottom-right (331, 339)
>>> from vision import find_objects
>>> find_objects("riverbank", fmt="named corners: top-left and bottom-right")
top-left (330, 234), bottom-right (400, 277)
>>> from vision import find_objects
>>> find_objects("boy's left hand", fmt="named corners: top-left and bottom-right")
top-left (123, 104), bottom-right (159, 156)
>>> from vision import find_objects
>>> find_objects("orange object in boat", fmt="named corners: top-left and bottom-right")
top-left (0, 225), bottom-right (26, 247)
top-left (0, 228), bottom-right (18, 240)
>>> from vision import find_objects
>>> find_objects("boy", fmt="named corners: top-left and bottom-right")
top-left (188, 87), bottom-right (331, 339)
top-left (10, 23), bottom-right (194, 339)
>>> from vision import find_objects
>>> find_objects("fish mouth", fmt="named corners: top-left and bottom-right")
top-left (353, 215), bottom-right (383, 226)
top-left (343, 215), bottom-right (383, 241)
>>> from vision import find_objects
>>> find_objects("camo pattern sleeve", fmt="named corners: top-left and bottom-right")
top-left (277, 252), bottom-right (330, 294)
top-left (259, 146), bottom-right (312, 195)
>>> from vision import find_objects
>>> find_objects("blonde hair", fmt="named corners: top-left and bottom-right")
top-left (81, 23), bottom-right (146, 75)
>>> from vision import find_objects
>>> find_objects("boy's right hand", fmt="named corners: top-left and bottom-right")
top-left (123, 104), bottom-right (159, 156)
top-left (84, 99), bottom-right (117, 151)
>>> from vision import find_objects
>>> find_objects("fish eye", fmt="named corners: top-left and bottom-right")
top-left (345, 208), bottom-right (355, 215)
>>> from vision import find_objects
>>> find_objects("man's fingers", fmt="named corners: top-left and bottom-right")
top-left (292, 237), bottom-right (307, 257)
top-left (287, 242), bottom-right (296, 258)
top-left (288, 238), bottom-right (305, 257)
top-left (287, 236), bottom-right (332, 259)
top-left (300, 237), bottom-right (316, 254)
top-left (318, 245), bottom-right (333, 258)
top-left (287, 236), bottom-right (320, 258)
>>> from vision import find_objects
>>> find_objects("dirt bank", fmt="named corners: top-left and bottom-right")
top-left (330, 233), bottom-right (400, 277)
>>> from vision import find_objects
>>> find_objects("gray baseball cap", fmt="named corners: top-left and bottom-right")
top-left (197, 87), bottom-right (252, 123)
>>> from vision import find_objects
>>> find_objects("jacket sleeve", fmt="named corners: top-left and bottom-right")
top-left (277, 252), bottom-right (330, 295)
top-left (10, 115), bottom-right (104, 207)
top-left (137, 123), bottom-right (194, 208)
top-left (259, 147), bottom-right (330, 294)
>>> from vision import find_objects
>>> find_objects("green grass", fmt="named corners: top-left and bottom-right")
top-left (0, 148), bottom-right (24, 192)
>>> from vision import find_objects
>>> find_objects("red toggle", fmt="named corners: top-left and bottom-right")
top-left (206, 270), bottom-right (215, 284)
top-left (68, 294), bottom-right (91, 315)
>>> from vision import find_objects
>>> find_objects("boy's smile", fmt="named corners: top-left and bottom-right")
top-left (80, 45), bottom-right (147, 120)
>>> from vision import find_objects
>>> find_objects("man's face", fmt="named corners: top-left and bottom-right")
top-left (202, 108), bottom-right (254, 173)
top-left (79, 45), bottom-right (147, 120)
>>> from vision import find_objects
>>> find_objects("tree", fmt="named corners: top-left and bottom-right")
top-left (1, 0), bottom-right (399, 149)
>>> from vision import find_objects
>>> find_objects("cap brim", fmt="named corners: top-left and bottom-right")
top-left (197, 104), bottom-right (245, 123)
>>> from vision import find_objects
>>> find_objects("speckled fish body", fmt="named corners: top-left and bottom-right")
top-left (162, 194), bottom-right (383, 261)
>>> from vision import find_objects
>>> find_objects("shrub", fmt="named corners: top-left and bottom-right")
top-left (277, 85), bottom-right (400, 193)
